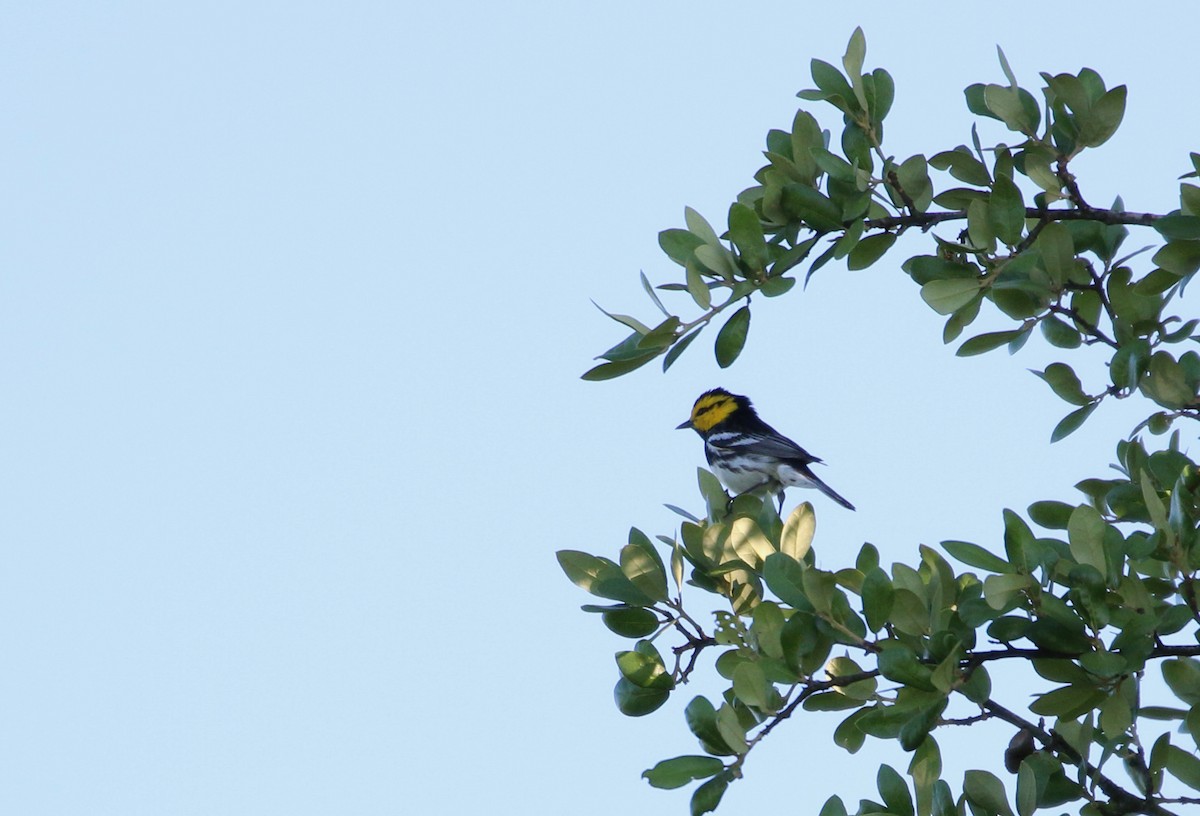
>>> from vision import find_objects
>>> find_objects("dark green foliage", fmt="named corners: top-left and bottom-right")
top-left (565, 28), bottom-right (1200, 816)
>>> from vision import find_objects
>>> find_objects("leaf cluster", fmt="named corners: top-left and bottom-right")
top-left (562, 455), bottom-right (1200, 815)
top-left (584, 29), bottom-right (1200, 444)
top-left (567, 27), bottom-right (1200, 816)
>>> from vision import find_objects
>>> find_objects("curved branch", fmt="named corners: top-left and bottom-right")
top-left (979, 698), bottom-right (1177, 816)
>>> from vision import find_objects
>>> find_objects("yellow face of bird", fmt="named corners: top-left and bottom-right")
top-left (687, 390), bottom-right (739, 432)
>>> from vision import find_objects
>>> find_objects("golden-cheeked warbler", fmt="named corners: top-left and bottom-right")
top-left (677, 388), bottom-right (855, 511)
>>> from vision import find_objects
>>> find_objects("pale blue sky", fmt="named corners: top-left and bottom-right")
top-left (2, 4), bottom-right (1197, 814)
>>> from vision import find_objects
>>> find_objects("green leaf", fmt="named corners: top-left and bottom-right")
top-left (931, 781), bottom-right (959, 816)
top-left (909, 736), bottom-right (943, 816)
top-left (598, 331), bottom-right (652, 362)
top-left (1068, 505), bottom-right (1108, 577)
top-left (1051, 402), bottom-right (1098, 442)
top-left (921, 279), bottom-right (981, 315)
top-left (557, 550), bottom-right (656, 605)
top-left (861, 567), bottom-right (895, 632)
top-left (1166, 745), bottom-right (1200, 791)
top-left (697, 468), bottom-right (728, 517)
top-left (941, 540), bottom-right (1011, 573)
top-left (732, 661), bottom-right (779, 712)
top-left (848, 232), bottom-right (897, 270)
top-left (1099, 693), bottom-right (1132, 738)
top-left (643, 756), bottom-right (725, 790)
top-left (1028, 500), bottom-right (1074, 529)
top-left (663, 329), bottom-right (702, 372)
top-left (1040, 315), bottom-right (1081, 349)
top-left (957, 330), bottom-right (1022, 357)
top-left (751, 602), bottom-right (785, 660)
top-left (904, 254), bottom-right (980, 284)
top-left (966, 198), bottom-right (995, 251)
top-left (1024, 151), bottom-right (1060, 196)
top-left (984, 84), bottom-right (1033, 134)
top-left (896, 154), bottom-right (933, 212)
top-left (930, 148), bottom-right (991, 186)
top-left (819, 795), bottom-right (849, 816)
top-left (601, 606), bottom-right (659, 638)
top-left (728, 203), bottom-right (768, 272)
top-left (1139, 471), bottom-right (1168, 532)
top-left (684, 206), bottom-right (721, 246)
top-left (983, 573), bottom-right (1033, 610)
top-left (591, 300), bottom-right (652, 335)
top-left (614, 676), bottom-right (670, 716)
top-left (1029, 684), bottom-right (1106, 718)
top-left (685, 262), bottom-right (712, 310)
top-left (899, 699), bottom-right (947, 752)
top-left (870, 68), bottom-right (895, 124)
top-left (1035, 222), bottom-right (1075, 285)
top-left (1016, 764), bottom-right (1037, 816)
top-left (1153, 239), bottom-right (1200, 277)
top-left (616, 641), bottom-right (673, 689)
top-left (581, 354), bottom-right (656, 381)
top-left (1033, 363), bottom-right (1090, 406)
top-left (878, 765), bottom-right (914, 816)
top-left (990, 175), bottom-right (1026, 245)
top-left (1152, 214), bottom-right (1200, 241)
top-left (782, 184), bottom-right (843, 231)
top-left (637, 315), bottom-right (681, 351)
top-left (684, 696), bottom-right (735, 756)
top-left (1003, 509), bottom-right (1034, 573)
top-left (789, 111), bottom-right (822, 183)
top-left (801, 568), bottom-right (834, 614)
top-left (715, 704), bottom-right (748, 754)
top-left (659, 228), bottom-right (706, 266)
top-left (1078, 85), bottom-right (1126, 147)
top-left (714, 306), bottom-right (751, 368)
top-left (621, 532), bottom-right (669, 603)
top-left (1141, 351), bottom-right (1197, 409)
top-left (838, 229), bottom-right (875, 281)
top-left (842, 27), bottom-right (869, 112)
top-left (695, 244), bottom-right (737, 279)
top-left (1162, 658), bottom-right (1200, 705)
top-left (963, 769), bottom-right (1015, 816)
top-left (763, 552), bottom-right (808, 608)
top-left (728, 516), bottom-right (774, 569)
top-left (761, 276), bottom-right (796, 297)
top-left (834, 708), bottom-right (868, 753)
top-left (641, 271), bottom-right (670, 318)
top-left (964, 84), bottom-right (1000, 120)
top-left (669, 540), bottom-right (685, 590)
top-left (780, 502), bottom-right (816, 560)
top-left (997, 46), bottom-right (1018, 89)
top-left (690, 774), bottom-right (729, 816)
top-left (877, 643), bottom-right (935, 691)
top-left (810, 59), bottom-right (856, 111)
top-left (1183, 182), bottom-right (1200, 216)
top-left (943, 295), bottom-right (982, 343)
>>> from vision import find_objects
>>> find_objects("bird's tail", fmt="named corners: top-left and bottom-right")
top-left (807, 472), bottom-right (855, 511)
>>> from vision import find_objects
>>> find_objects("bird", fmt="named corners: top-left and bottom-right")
top-left (676, 388), bottom-right (855, 511)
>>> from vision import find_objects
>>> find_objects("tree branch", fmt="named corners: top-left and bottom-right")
top-left (963, 644), bottom-right (1200, 666)
top-left (1057, 157), bottom-right (1093, 212)
top-left (979, 699), bottom-right (1178, 816)
top-left (740, 670), bottom-right (880, 759)
top-left (864, 207), bottom-right (1161, 233)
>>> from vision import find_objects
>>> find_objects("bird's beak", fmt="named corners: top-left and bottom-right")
top-left (676, 419), bottom-right (693, 430)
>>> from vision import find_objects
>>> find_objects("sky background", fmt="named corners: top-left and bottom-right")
top-left (2, 4), bottom-right (1198, 815)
